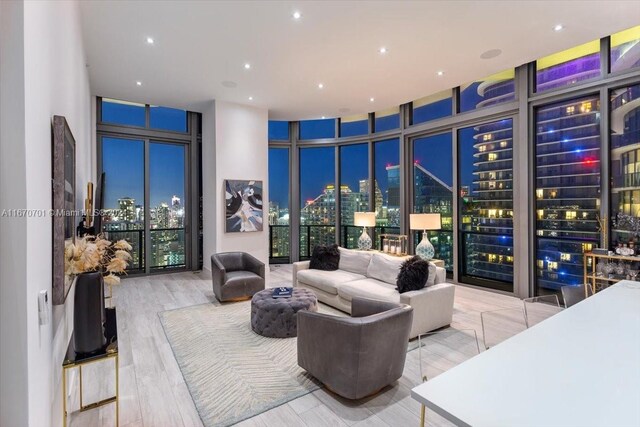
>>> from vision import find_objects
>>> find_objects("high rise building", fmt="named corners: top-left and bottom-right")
top-left (461, 119), bottom-right (514, 284)
top-left (300, 185), bottom-right (337, 256)
top-left (118, 197), bottom-right (136, 222)
top-left (535, 95), bottom-right (601, 292)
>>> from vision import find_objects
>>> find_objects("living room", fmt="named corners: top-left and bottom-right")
top-left (1, 1), bottom-right (639, 427)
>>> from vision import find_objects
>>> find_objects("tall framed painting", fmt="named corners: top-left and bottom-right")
top-left (225, 179), bottom-right (263, 232)
top-left (52, 115), bottom-right (76, 305)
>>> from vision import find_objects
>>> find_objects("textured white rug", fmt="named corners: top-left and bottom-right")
top-left (159, 300), bottom-right (343, 427)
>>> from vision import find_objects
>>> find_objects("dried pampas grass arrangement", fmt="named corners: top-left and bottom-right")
top-left (65, 235), bottom-right (132, 286)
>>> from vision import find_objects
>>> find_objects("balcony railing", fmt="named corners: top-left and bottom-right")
top-left (269, 224), bottom-right (290, 263)
top-left (103, 227), bottom-right (186, 271)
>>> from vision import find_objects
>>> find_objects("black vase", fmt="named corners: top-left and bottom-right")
top-left (73, 271), bottom-right (106, 354)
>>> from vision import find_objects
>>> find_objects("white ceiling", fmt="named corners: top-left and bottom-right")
top-left (80, 1), bottom-right (640, 120)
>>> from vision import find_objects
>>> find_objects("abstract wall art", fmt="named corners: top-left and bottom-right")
top-left (225, 179), bottom-right (263, 232)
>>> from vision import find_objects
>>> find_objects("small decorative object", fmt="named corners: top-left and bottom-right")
top-left (379, 234), bottom-right (408, 256)
top-left (225, 179), bottom-right (263, 232)
top-left (354, 212), bottom-right (376, 251)
top-left (52, 115), bottom-right (76, 305)
top-left (628, 269), bottom-right (638, 281)
top-left (410, 213), bottom-right (441, 260)
top-left (65, 235), bottom-right (132, 354)
top-left (596, 260), bottom-right (605, 276)
top-left (383, 238), bottom-right (389, 253)
top-left (615, 261), bottom-right (626, 276)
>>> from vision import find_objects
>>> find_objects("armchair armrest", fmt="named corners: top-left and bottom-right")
top-left (242, 253), bottom-right (265, 278)
top-left (211, 255), bottom-right (227, 283)
top-left (292, 261), bottom-right (310, 286)
top-left (351, 297), bottom-right (403, 318)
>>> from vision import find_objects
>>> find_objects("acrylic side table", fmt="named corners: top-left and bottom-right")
top-left (62, 307), bottom-right (118, 427)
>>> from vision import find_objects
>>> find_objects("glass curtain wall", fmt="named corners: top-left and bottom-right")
top-left (149, 143), bottom-right (186, 269)
top-left (299, 146), bottom-right (336, 258)
top-left (610, 84), bottom-right (640, 248)
top-left (373, 139), bottom-right (400, 248)
top-left (268, 147), bottom-right (290, 262)
top-left (101, 137), bottom-right (145, 271)
top-left (458, 119), bottom-right (514, 291)
top-left (98, 98), bottom-right (198, 274)
top-left (412, 133), bottom-right (454, 271)
top-left (265, 25), bottom-right (640, 298)
top-left (339, 144), bottom-right (369, 248)
top-left (535, 95), bottom-right (601, 295)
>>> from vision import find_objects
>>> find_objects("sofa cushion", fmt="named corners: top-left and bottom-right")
top-left (366, 253), bottom-right (405, 285)
top-left (396, 256), bottom-right (430, 293)
top-left (338, 279), bottom-right (400, 303)
top-left (338, 248), bottom-right (373, 275)
top-left (309, 244), bottom-right (340, 271)
top-left (297, 269), bottom-right (365, 295)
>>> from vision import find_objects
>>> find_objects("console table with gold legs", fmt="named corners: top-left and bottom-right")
top-left (62, 307), bottom-right (119, 427)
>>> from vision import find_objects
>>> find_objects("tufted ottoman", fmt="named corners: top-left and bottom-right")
top-left (251, 288), bottom-right (318, 338)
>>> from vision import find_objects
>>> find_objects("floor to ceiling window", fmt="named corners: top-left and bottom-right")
top-left (101, 137), bottom-right (145, 271)
top-left (412, 133), bottom-right (454, 271)
top-left (535, 95), bottom-right (601, 295)
top-left (610, 84), bottom-right (640, 248)
top-left (268, 147), bottom-right (290, 263)
top-left (98, 97), bottom-right (200, 273)
top-left (458, 119), bottom-right (514, 291)
top-left (373, 138), bottom-right (400, 248)
top-left (263, 25), bottom-right (639, 299)
top-left (299, 146), bottom-right (336, 258)
top-left (339, 143), bottom-right (369, 248)
top-left (149, 142), bottom-right (186, 269)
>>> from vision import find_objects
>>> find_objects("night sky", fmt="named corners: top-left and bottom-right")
top-left (101, 101), bottom-right (187, 209)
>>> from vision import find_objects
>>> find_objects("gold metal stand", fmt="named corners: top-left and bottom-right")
top-left (62, 350), bottom-right (119, 427)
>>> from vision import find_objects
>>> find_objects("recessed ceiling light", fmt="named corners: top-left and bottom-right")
top-left (248, 96), bottom-right (253, 101)
top-left (553, 24), bottom-right (564, 32)
top-left (369, 97), bottom-right (375, 102)
top-left (321, 116), bottom-right (326, 119)
top-left (136, 81), bottom-right (142, 86)
top-left (146, 37), bottom-right (154, 44)
top-left (244, 63), bottom-right (251, 70)
top-left (318, 83), bottom-right (324, 89)
top-left (379, 47), bottom-right (387, 54)
top-left (437, 71), bottom-right (444, 76)
top-left (292, 11), bottom-right (302, 20)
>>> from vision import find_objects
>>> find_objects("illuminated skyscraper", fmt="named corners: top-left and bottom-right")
top-left (118, 197), bottom-right (136, 222)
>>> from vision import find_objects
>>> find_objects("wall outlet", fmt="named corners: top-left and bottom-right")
top-left (38, 290), bottom-right (49, 325)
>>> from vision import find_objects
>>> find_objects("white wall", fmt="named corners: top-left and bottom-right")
top-left (202, 100), bottom-right (269, 269)
top-left (0, 1), bottom-right (92, 426)
top-left (0, 2), bottom-right (29, 426)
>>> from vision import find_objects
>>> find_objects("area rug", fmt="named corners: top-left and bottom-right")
top-left (159, 299), bottom-right (346, 426)
top-left (159, 298), bottom-right (420, 427)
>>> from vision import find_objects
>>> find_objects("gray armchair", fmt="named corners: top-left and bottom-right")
top-left (297, 297), bottom-right (413, 400)
top-left (210, 252), bottom-right (265, 302)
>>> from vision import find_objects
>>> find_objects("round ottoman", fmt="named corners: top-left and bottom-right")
top-left (251, 288), bottom-right (318, 338)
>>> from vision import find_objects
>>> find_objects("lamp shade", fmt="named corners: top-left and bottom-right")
top-left (410, 213), bottom-right (441, 230)
top-left (354, 212), bottom-right (376, 227)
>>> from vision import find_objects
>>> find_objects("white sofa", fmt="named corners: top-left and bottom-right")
top-left (293, 248), bottom-right (455, 339)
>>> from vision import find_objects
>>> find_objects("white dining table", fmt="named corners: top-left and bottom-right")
top-left (411, 280), bottom-right (640, 427)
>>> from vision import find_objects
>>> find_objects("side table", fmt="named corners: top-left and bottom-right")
top-left (62, 307), bottom-right (119, 426)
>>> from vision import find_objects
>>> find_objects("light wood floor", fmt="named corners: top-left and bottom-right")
top-left (68, 265), bottom-right (527, 427)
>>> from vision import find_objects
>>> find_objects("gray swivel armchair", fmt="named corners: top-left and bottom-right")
top-left (297, 297), bottom-right (413, 400)
top-left (211, 252), bottom-right (265, 302)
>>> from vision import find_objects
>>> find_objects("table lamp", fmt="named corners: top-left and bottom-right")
top-left (354, 212), bottom-right (376, 250)
top-left (410, 213), bottom-right (441, 260)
